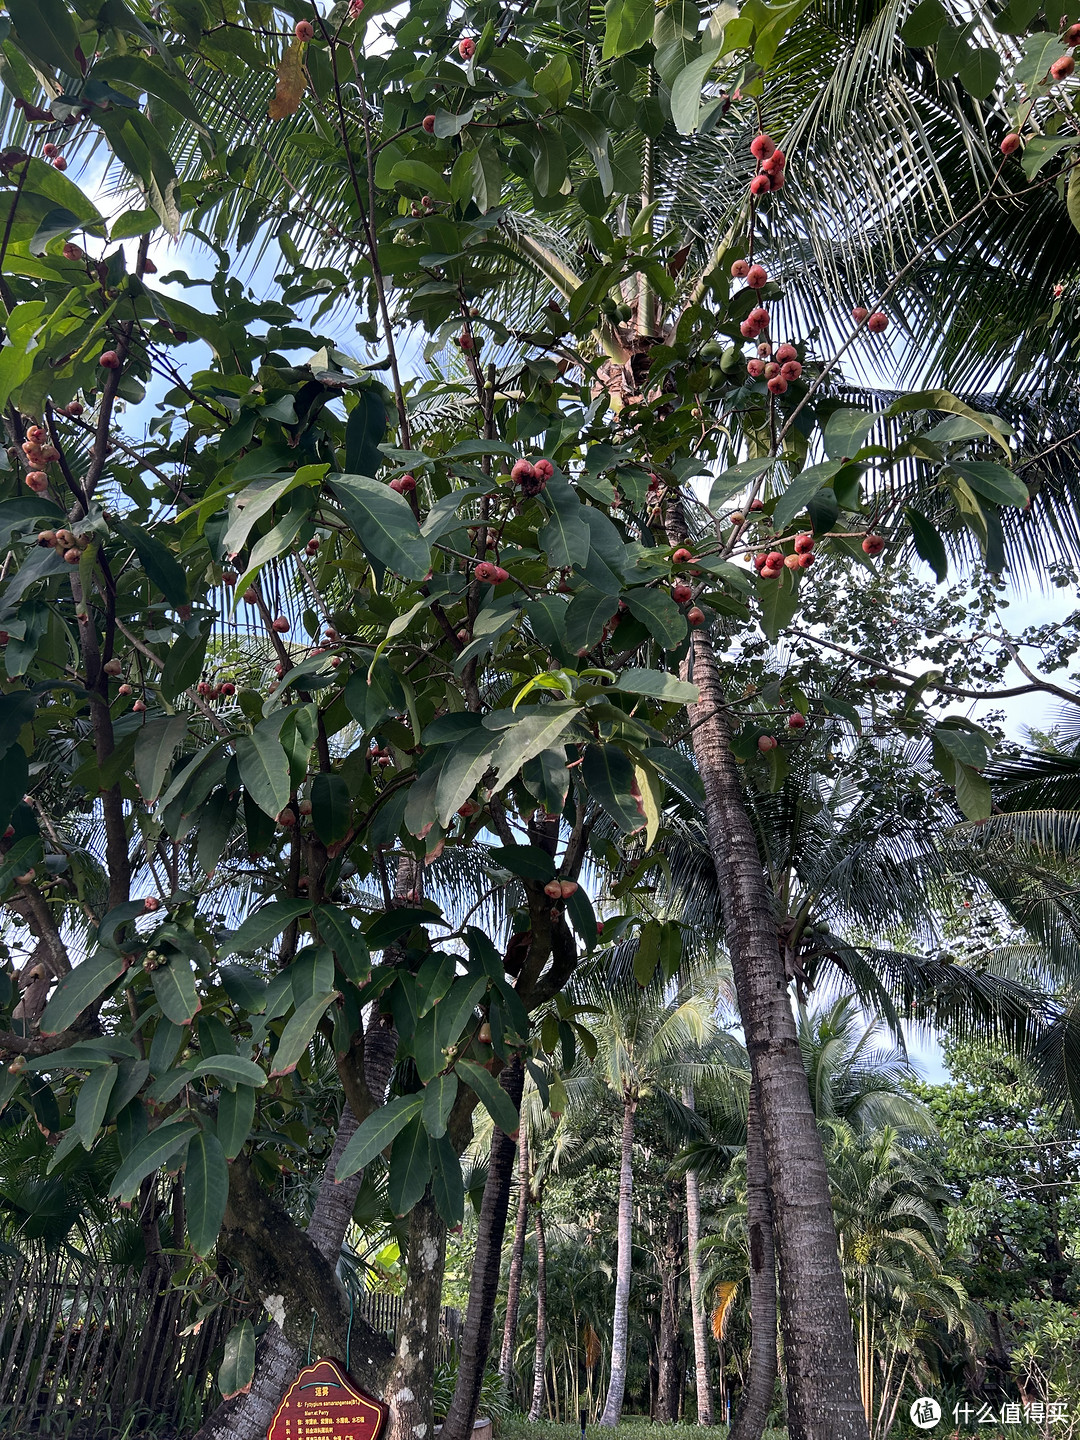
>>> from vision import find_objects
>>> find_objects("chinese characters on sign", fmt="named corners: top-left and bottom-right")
top-left (267, 1358), bottom-right (389, 1440)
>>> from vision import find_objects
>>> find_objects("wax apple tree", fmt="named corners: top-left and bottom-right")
top-left (0, 1), bottom-right (1071, 1439)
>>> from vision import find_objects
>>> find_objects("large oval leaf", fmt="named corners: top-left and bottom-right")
top-left (268, 989), bottom-right (338, 1076)
top-left (40, 951), bottom-right (129, 1036)
top-left (185, 1129), bottom-right (228, 1257)
top-left (219, 1319), bottom-right (256, 1400)
top-left (328, 474), bottom-right (432, 580)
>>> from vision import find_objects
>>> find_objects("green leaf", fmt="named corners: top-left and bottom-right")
top-left (488, 704), bottom-right (580, 786)
top-left (670, 53), bottom-right (716, 134)
top-left (539, 481), bottom-right (590, 568)
top-left (29, 206), bottom-right (86, 256)
top-left (1067, 164), bottom-right (1080, 238)
top-left (75, 1063), bottom-right (118, 1149)
top-left (111, 1118), bottom-right (197, 1202)
top-left (602, 0), bottom-right (655, 58)
top-left (329, 474), bottom-right (431, 581)
top-left (905, 507), bottom-right (948, 583)
top-left (757, 567), bottom-right (801, 644)
top-left (236, 728), bottom-right (291, 819)
top-left (314, 906), bottom-right (370, 985)
top-left (933, 721), bottom-right (989, 771)
top-left (429, 1132), bottom-right (465, 1226)
top-left (8, 0), bottom-right (81, 75)
top-left (217, 1085), bottom-right (256, 1160)
top-left (885, 391), bottom-right (1012, 457)
top-left (422, 1072), bottom-right (459, 1139)
top-left (822, 409), bottom-right (878, 461)
top-left (613, 669), bottom-right (699, 704)
top-left (488, 844), bottom-right (555, 881)
top-left (311, 772), bottom-right (350, 844)
top-left (773, 461), bottom-right (842, 530)
top-left (389, 159), bottom-right (452, 203)
top-left (112, 516), bottom-right (189, 606)
top-left (746, 0), bottom-right (813, 67)
top-left (708, 457), bottom-right (774, 510)
top-left (900, 0), bottom-right (948, 45)
top-left (219, 1319), bottom-right (256, 1401)
top-left (269, 990), bottom-right (337, 1077)
top-left (151, 957), bottom-right (201, 1026)
top-left (565, 588), bottom-right (617, 654)
top-left (533, 53), bottom-right (573, 108)
top-left (469, 141), bottom-right (502, 211)
top-left (0, 689), bottom-right (37, 754)
top-left (623, 587), bottom-right (685, 650)
top-left (387, 1114), bottom-right (431, 1216)
top-left (457, 1059), bottom-right (519, 1134)
top-left (345, 390), bottom-right (387, 476)
top-left (160, 620), bottom-right (212, 703)
top-left (957, 46), bottom-right (1000, 98)
top-left (950, 461), bottom-right (1028, 508)
top-left (531, 127), bottom-right (568, 198)
top-left (135, 715), bottom-right (188, 805)
top-left (190, 1055), bottom-right (267, 1090)
top-left (634, 920), bottom-right (661, 986)
top-left (954, 764), bottom-right (993, 822)
top-left (434, 727), bottom-right (493, 827)
top-left (185, 1129), bottom-right (228, 1257)
top-left (1015, 31), bottom-right (1067, 93)
top-left (40, 951), bottom-right (128, 1036)
top-left (221, 899), bottom-right (310, 959)
top-left (91, 53), bottom-right (208, 133)
top-left (582, 743), bottom-right (645, 833)
top-left (336, 1093), bottom-right (425, 1179)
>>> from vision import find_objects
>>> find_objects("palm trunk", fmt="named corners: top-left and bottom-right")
top-left (654, 1182), bottom-right (683, 1423)
top-left (598, 1088), bottom-right (637, 1426)
top-left (680, 627), bottom-right (867, 1440)
top-left (527, 1192), bottom-right (548, 1422)
top-left (729, 1085), bottom-right (777, 1440)
top-left (498, 1127), bottom-right (530, 1386)
top-left (683, 1087), bottom-right (713, 1426)
top-left (440, 1056), bottom-right (526, 1440)
top-left (385, 1188), bottom-right (447, 1440)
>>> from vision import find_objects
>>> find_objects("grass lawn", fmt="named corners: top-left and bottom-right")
top-left (500, 1421), bottom-right (787, 1440)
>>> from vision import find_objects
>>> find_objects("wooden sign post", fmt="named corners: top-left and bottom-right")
top-left (267, 1358), bottom-right (389, 1440)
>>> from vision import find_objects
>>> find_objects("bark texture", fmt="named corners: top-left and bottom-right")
top-left (598, 1089), bottom-right (637, 1426)
top-left (440, 1057), bottom-right (526, 1440)
top-left (193, 1114), bottom-right (391, 1440)
top-left (654, 1181), bottom-right (684, 1423)
top-left (498, 1126), bottom-right (530, 1385)
top-left (683, 1087), bottom-right (713, 1426)
top-left (729, 1085), bottom-right (778, 1440)
top-left (384, 1189), bottom-right (448, 1440)
top-left (527, 1193), bottom-right (548, 1422)
top-left (682, 627), bottom-right (866, 1440)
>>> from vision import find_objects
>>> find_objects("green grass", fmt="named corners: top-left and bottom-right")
top-left (500, 1420), bottom-right (787, 1440)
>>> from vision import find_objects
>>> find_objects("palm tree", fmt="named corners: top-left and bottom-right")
top-left (570, 981), bottom-right (732, 1427)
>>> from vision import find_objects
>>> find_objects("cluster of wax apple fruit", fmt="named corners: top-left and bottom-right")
top-left (473, 458), bottom-right (556, 583)
top-left (1000, 23), bottom-right (1080, 156)
top-left (21, 418), bottom-right (79, 494)
top-left (730, 257), bottom-right (803, 397)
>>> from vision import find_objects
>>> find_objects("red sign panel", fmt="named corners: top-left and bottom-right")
top-left (267, 1358), bottom-right (389, 1440)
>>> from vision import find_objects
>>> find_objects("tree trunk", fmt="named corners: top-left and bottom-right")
top-left (384, 1188), bottom-right (448, 1440)
top-left (527, 1193), bottom-right (548, 1423)
top-left (498, 1126), bottom-right (530, 1386)
top-left (598, 1089), bottom-right (637, 1426)
top-left (440, 1056), bottom-right (526, 1440)
top-left (192, 1111), bottom-right (388, 1440)
top-left (655, 1182), bottom-right (683, 1423)
top-left (680, 628), bottom-right (866, 1440)
top-left (683, 1087), bottom-right (713, 1426)
top-left (729, 1085), bottom-right (777, 1440)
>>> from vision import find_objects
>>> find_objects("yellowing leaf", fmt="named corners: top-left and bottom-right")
top-left (712, 1280), bottom-right (739, 1340)
top-left (269, 39), bottom-right (307, 120)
